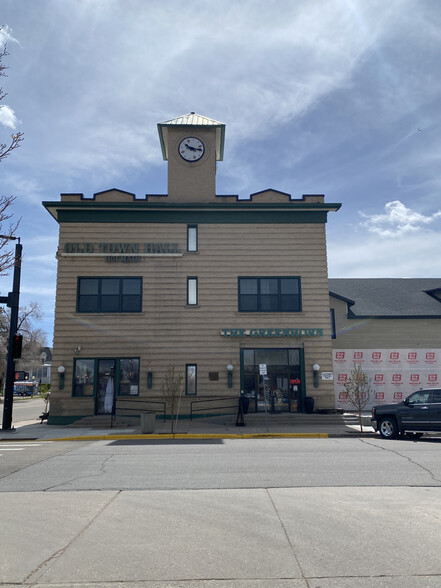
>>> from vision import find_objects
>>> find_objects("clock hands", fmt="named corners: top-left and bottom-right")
top-left (185, 142), bottom-right (203, 152)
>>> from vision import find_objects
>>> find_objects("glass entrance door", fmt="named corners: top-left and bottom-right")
top-left (96, 359), bottom-right (116, 415)
top-left (241, 348), bottom-right (302, 413)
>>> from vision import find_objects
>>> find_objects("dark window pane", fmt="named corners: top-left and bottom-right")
top-left (101, 295), bottom-right (120, 312)
top-left (281, 294), bottom-right (300, 311)
top-left (101, 279), bottom-right (120, 294)
top-left (240, 279), bottom-right (258, 294)
top-left (119, 358), bottom-right (139, 396)
top-left (243, 349), bottom-right (255, 366)
top-left (79, 279), bottom-right (99, 295)
top-left (122, 295), bottom-right (141, 312)
top-left (261, 294), bottom-right (279, 311)
top-left (288, 349), bottom-right (300, 365)
top-left (260, 279), bottom-right (278, 294)
top-left (280, 278), bottom-right (299, 294)
top-left (78, 295), bottom-right (99, 312)
top-left (240, 295), bottom-right (259, 311)
top-left (123, 279), bottom-right (141, 294)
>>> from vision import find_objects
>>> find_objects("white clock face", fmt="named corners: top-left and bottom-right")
top-left (178, 137), bottom-right (205, 162)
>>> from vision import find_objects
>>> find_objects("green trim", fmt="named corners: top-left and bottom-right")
top-left (299, 348), bottom-right (306, 412)
top-left (43, 201), bottom-right (341, 225)
top-left (47, 414), bottom-right (87, 426)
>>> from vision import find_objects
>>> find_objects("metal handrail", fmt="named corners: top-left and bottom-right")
top-left (190, 395), bottom-right (239, 420)
top-left (112, 398), bottom-right (166, 428)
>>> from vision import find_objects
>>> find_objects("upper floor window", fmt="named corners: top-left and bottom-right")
top-left (187, 225), bottom-right (198, 252)
top-left (187, 277), bottom-right (198, 305)
top-left (238, 277), bottom-right (301, 312)
top-left (77, 277), bottom-right (142, 313)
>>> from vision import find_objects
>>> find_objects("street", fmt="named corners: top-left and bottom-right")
top-left (0, 436), bottom-right (440, 587)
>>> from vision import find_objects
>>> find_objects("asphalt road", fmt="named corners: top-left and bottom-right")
top-left (1, 436), bottom-right (441, 492)
top-left (1, 437), bottom-right (440, 587)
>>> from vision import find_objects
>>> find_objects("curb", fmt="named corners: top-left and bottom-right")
top-left (39, 432), bottom-right (380, 442)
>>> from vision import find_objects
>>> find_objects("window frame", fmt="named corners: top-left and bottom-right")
top-left (238, 276), bottom-right (302, 313)
top-left (77, 277), bottom-right (142, 313)
top-left (187, 276), bottom-right (198, 306)
top-left (187, 224), bottom-right (198, 252)
top-left (72, 357), bottom-right (140, 398)
top-left (185, 363), bottom-right (197, 396)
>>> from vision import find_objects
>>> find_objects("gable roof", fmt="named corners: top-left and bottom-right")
top-left (329, 278), bottom-right (441, 318)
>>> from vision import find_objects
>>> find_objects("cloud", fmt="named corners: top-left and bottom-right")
top-left (0, 104), bottom-right (19, 129)
top-left (359, 201), bottom-right (441, 237)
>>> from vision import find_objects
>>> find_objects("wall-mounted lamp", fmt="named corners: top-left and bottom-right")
top-left (312, 363), bottom-right (320, 388)
top-left (147, 369), bottom-right (153, 389)
top-left (58, 365), bottom-right (65, 390)
top-left (227, 363), bottom-right (234, 388)
top-left (74, 345), bottom-right (82, 354)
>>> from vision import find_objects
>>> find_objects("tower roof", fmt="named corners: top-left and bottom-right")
top-left (157, 112), bottom-right (225, 161)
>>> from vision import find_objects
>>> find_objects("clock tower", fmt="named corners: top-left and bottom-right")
top-left (157, 112), bottom-right (225, 203)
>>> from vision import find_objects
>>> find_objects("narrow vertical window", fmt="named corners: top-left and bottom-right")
top-left (330, 308), bottom-right (336, 339)
top-left (187, 277), bottom-right (198, 305)
top-left (186, 364), bottom-right (197, 396)
top-left (187, 224), bottom-right (198, 252)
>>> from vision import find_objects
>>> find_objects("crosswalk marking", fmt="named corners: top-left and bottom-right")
top-left (0, 442), bottom-right (50, 457)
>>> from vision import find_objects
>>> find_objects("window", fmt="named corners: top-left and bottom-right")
top-left (73, 357), bottom-right (139, 398)
top-left (330, 309), bottom-right (336, 339)
top-left (187, 225), bottom-right (198, 252)
top-left (187, 277), bottom-right (198, 305)
top-left (238, 277), bottom-right (301, 312)
top-left (77, 277), bottom-right (142, 313)
top-left (186, 364), bottom-right (197, 395)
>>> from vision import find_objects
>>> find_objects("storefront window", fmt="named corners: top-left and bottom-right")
top-left (72, 357), bottom-right (140, 401)
top-left (73, 359), bottom-right (95, 397)
top-left (241, 348), bottom-right (302, 413)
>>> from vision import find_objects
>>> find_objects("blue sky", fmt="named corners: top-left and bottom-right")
top-left (1, 0), bottom-right (441, 343)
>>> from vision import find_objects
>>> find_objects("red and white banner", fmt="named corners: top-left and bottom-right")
top-left (334, 349), bottom-right (441, 410)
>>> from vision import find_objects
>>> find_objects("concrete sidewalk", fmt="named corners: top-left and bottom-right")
top-left (0, 411), bottom-right (377, 441)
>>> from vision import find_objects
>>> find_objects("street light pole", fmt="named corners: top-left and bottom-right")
top-left (0, 237), bottom-right (22, 430)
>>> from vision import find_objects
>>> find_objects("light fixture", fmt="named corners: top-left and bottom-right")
top-left (74, 345), bottom-right (82, 354)
top-left (58, 365), bottom-right (65, 390)
top-left (227, 363), bottom-right (233, 388)
top-left (147, 369), bottom-right (153, 389)
top-left (312, 363), bottom-right (320, 388)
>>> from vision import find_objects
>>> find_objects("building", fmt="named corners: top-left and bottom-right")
top-left (330, 278), bottom-right (441, 409)
top-left (43, 113), bottom-right (341, 425)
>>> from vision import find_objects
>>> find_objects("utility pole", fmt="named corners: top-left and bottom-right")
top-left (0, 237), bottom-right (22, 430)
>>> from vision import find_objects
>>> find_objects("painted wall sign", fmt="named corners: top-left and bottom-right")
top-left (62, 242), bottom-right (181, 262)
top-left (220, 328), bottom-right (323, 337)
top-left (64, 242), bottom-right (180, 254)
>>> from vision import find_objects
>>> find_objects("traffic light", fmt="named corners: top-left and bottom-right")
top-left (11, 334), bottom-right (23, 359)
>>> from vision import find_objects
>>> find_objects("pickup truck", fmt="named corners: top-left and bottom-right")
top-left (371, 388), bottom-right (441, 439)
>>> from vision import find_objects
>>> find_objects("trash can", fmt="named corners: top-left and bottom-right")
top-left (141, 412), bottom-right (156, 434)
top-left (304, 397), bottom-right (314, 414)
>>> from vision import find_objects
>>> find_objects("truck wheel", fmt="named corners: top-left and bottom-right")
top-left (378, 417), bottom-right (399, 439)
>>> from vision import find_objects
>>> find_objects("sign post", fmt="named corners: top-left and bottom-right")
top-left (259, 364), bottom-right (269, 432)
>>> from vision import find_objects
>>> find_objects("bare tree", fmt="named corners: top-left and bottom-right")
top-left (343, 363), bottom-right (373, 432)
top-left (0, 26), bottom-right (22, 274)
top-left (0, 302), bottom-right (46, 392)
top-left (160, 365), bottom-right (183, 434)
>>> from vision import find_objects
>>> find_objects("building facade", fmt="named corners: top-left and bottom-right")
top-left (330, 278), bottom-right (441, 410)
top-left (44, 113), bottom-right (340, 425)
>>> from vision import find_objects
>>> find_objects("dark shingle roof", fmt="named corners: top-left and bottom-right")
top-left (329, 278), bottom-right (441, 317)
